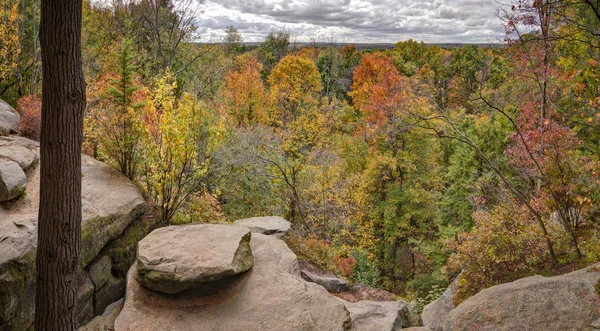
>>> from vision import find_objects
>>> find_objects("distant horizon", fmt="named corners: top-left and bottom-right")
top-left (193, 40), bottom-right (508, 50)
top-left (196, 0), bottom-right (505, 44)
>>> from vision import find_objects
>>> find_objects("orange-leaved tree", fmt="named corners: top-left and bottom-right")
top-left (222, 53), bottom-right (267, 127)
top-left (349, 52), bottom-right (410, 132)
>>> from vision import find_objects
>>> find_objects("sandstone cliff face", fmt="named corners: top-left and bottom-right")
top-left (0, 135), bottom-right (149, 330)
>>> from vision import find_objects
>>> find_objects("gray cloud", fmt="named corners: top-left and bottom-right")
top-left (196, 0), bottom-right (505, 43)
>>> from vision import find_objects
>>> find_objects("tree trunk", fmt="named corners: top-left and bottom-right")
top-left (35, 0), bottom-right (86, 329)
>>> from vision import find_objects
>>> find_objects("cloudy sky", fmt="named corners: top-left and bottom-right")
top-left (196, 0), bottom-right (506, 44)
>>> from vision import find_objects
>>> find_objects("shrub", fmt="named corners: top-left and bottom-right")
top-left (332, 254), bottom-right (357, 278)
top-left (446, 199), bottom-right (547, 304)
top-left (350, 249), bottom-right (381, 287)
top-left (16, 95), bottom-right (41, 140)
top-left (287, 233), bottom-right (333, 270)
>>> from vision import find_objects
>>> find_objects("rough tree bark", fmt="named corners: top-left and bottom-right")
top-left (35, 0), bottom-right (86, 329)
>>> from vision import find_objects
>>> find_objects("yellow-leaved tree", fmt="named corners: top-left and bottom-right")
top-left (268, 53), bottom-right (322, 127)
top-left (0, 2), bottom-right (21, 83)
top-left (141, 72), bottom-right (209, 224)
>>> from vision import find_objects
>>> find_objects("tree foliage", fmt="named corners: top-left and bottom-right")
top-left (140, 73), bottom-right (209, 223)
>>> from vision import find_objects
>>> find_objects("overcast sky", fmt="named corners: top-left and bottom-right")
top-left (196, 0), bottom-right (506, 44)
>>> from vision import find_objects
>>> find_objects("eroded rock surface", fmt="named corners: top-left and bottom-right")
top-left (0, 160), bottom-right (26, 201)
top-left (345, 300), bottom-right (409, 331)
top-left (0, 136), bottom-right (147, 330)
top-left (115, 233), bottom-right (353, 331)
top-left (0, 145), bottom-right (38, 170)
top-left (301, 269), bottom-right (351, 293)
top-left (136, 224), bottom-right (254, 294)
top-left (79, 299), bottom-right (124, 331)
top-left (439, 264), bottom-right (600, 331)
top-left (233, 216), bottom-right (291, 238)
top-left (421, 276), bottom-right (458, 330)
top-left (0, 99), bottom-right (19, 136)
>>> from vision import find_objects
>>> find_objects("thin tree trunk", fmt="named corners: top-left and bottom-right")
top-left (35, 0), bottom-right (86, 329)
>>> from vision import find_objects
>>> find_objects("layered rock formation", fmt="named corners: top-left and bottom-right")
top-left (301, 269), bottom-right (351, 293)
top-left (136, 224), bottom-right (254, 294)
top-left (114, 223), bottom-right (410, 331)
top-left (0, 136), bottom-right (149, 330)
top-left (233, 215), bottom-right (291, 239)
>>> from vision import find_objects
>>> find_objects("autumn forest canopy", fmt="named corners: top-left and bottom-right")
top-left (2, 0), bottom-right (600, 310)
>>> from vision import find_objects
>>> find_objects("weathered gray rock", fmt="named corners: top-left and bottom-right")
top-left (94, 273), bottom-right (126, 316)
top-left (80, 155), bottom-right (147, 267)
top-left (0, 215), bottom-right (36, 330)
top-left (0, 137), bottom-right (147, 330)
top-left (115, 232), bottom-right (353, 331)
top-left (301, 269), bottom-right (351, 293)
top-left (102, 210), bottom-right (160, 278)
top-left (0, 160), bottom-right (26, 201)
top-left (440, 264), bottom-right (600, 331)
top-left (0, 99), bottom-right (19, 136)
top-left (421, 276), bottom-right (459, 330)
top-left (0, 145), bottom-right (38, 170)
top-left (233, 216), bottom-right (291, 239)
top-left (89, 256), bottom-right (112, 289)
top-left (0, 135), bottom-right (38, 148)
top-left (136, 224), bottom-right (254, 294)
top-left (77, 275), bottom-right (95, 325)
top-left (345, 300), bottom-right (409, 331)
top-left (79, 299), bottom-right (124, 331)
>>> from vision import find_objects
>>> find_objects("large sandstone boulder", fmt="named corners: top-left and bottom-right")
top-left (115, 233), bottom-right (353, 331)
top-left (0, 137), bottom-right (147, 330)
top-left (233, 216), bottom-right (291, 238)
top-left (136, 224), bottom-right (254, 294)
top-left (0, 99), bottom-right (19, 136)
top-left (301, 269), bottom-right (351, 293)
top-left (0, 145), bottom-right (38, 170)
top-left (439, 264), bottom-right (600, 331)
top-left (421, 276), bottom-right (458, 330)
top-left (0, 160), bottom-right (26, 201)
top-left (345, 300), bottom-right (409, 331)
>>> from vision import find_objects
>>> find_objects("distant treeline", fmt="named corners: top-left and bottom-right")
top-left (195, 42), bottom-right (507, 51)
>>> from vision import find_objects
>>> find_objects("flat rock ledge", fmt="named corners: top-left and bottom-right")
top-left (233, 216), bottom-right (291, 239)
top-left (136, 224), bottom-right (254, 294)
top-left (301, 269), bottom-right (351, 293)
